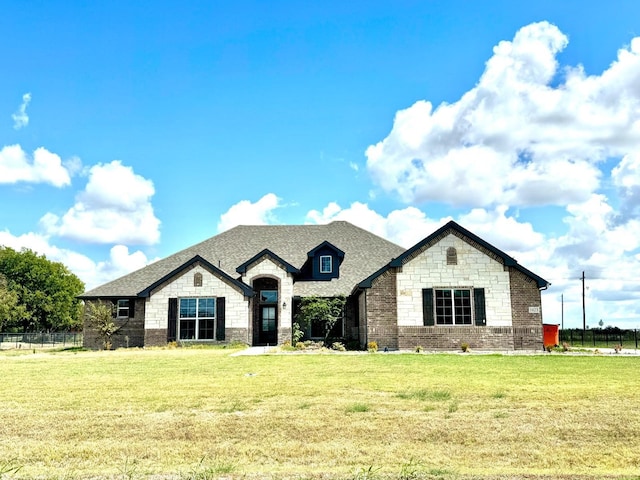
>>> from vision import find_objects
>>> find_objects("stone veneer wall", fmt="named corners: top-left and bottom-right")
top-left (241, 256), bottom-right (295, 346)
top-left (365, 269), bottom-right (398, 350)
top-left (144, 263), bottom-right (249, 346)
top-left (509, 268), bottom-right (544, 350)
top-left (396, 233), bottom-right (513, 328)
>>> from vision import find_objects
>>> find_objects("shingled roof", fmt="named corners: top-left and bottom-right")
top-left (80, 221), bottom-right (406, 299)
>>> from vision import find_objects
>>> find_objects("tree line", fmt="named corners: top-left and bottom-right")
top-left (0, 247), bottom-right (85, 332)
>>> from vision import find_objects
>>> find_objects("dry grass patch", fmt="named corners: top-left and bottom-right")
top-left (0, 348), bottom-right (639, 479)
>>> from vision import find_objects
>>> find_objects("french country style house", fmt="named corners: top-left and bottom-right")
top-left (80, 220), bottom-right (549, 351)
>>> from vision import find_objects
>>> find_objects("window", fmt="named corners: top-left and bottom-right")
top-left (194, 272), bottom-right (203, 287)
top-left (116, 299), bottom-right (130, 318)
top-left (178, 297), bottom-right (216, 340)
top-left (435, 289), bottom-right (472, 325)
top-left (446, 247), bottom-right (457, 265)
top-left (320, 255), bottom-right (332, 273)
top-left (262, 306), bottom-right (276, 332)
top-left (260, 290), bottom-right (278, 303)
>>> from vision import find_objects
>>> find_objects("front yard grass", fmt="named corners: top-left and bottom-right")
top-left (0, 348), bottom-right (639, 479)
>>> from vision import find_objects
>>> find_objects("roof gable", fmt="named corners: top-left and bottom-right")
top-left (236, 249), bottom-right (301, 274)
top-left (359, 221), bottom-right (549, 290)
top-left (137, 255), bottom-right (253, 298)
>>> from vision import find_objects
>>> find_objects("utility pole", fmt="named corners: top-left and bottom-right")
top-left (581, 271), bottom-right (586, 334)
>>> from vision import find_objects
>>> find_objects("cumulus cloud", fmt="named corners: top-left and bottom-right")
top-left (0, 230), bottom-right (152, 290)
top-left (12, 92), bottom-right (31, 130)
top-left (611, 152), bottom-right (640, 222)
top-left (0, 144), bottom-right (72, 187)
top-left (366, 21), bottom-right (640, 208)
top-left (40, 160), bottom-right (160, 245)
top-left (306, 201), bottom-right (443, 247)
top-left (217, 193), bottom-right (281, 232)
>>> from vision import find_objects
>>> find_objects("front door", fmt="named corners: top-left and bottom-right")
top-left (259, 305), bottom-right (277, 345)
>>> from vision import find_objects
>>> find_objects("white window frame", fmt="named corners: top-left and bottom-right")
top-left (319, 255), bottom-right (332, 274)
top-left (116, 299), bottom-right (130, 318)
top-left (178, 297), bottom-right (216, 340)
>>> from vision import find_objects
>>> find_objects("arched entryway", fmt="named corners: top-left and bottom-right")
top-left (252, 277), bottom-right (279, 346)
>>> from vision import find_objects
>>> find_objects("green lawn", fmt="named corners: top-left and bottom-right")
top-left (0, 347), bottom-right (639, 480)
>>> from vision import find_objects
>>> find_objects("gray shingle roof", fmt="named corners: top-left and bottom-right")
top-left (81, 221), bottom-right (405, 298)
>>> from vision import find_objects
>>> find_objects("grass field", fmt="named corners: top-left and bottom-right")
top-left (0, 347), bottom-right (639, 480)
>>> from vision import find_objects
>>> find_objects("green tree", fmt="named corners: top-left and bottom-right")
top-left (0, 247), bottom-right (85, 331)
top-left (0, 274), bottom-right (28, 331)
top-left (294, 296), bottom-right (346, 346)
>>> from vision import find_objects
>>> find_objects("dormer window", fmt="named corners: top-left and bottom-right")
top-left (320, 255), bottom-right (332, 273)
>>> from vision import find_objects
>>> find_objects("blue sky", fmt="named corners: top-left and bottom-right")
top-left (2, 1), bottom-right (640, 329)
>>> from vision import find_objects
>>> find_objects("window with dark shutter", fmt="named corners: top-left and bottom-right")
top-left (422, 288), bottom-right (434, 326)
top-left (168, 298), bottom-right (177, 342)
top-left (474, 288), bottom-right (486, 326)
top-left (216, 297), bottom-right (226, 341)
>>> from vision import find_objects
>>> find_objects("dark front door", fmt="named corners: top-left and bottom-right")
top-left (259, 305), bottom-right (277, 345)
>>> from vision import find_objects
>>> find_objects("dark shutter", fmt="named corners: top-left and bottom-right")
top-left (129, 298), bottom-right (135, 318)
top-left (422, 288), bottom-right (434, 326)
top-left (474, 288), bottom-right (486, 326)
top-left (168, 298), bottom-right (177, 342)
top-left (216, 297), bottom-right (226, 341)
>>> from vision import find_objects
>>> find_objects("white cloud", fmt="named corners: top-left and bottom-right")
top-left (0, 144), bottom-right (72, 187)
top-left (306, 201), bottom-right (445, 248)
top-left (0, 230), bottom-right (152, 291)
top-left (366, 21), bottom-right (640, 208)
top-left (217, 193), bottom-right (281, 232)
top-left (40, 160), bottom-right (160, 245)
top-left (12, 92), bottom-right (31, 130)
top-left (611, 152), bottom-right (640, 222)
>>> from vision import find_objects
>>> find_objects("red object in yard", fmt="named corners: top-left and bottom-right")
top-left (543, 324), bottom-right (559, 347)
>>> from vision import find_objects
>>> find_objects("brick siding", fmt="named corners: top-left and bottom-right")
top-left (509, 268), bottom-right (544, 350)
top-left (365, 269), bottom-right (398, 350)
top-left (398, 326), bottom-right (515, 350)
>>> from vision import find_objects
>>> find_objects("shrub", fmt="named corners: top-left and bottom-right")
top-left (614, 344), bottom-right (622, 353)
top-left (331, 342), bottom-right (346, 352)
top-left (367, 341), bottom-right (378, 353)
top-left (460, 342), bottom-right (469, 352)
top-left (415, 345), bottom-right (423, 353)
top-left (295, 342), bottom-right (306, 350)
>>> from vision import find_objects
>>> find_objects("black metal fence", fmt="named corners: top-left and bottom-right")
top-left (0, 332), bottom-right (83, 350)
top-left (560, 328), bottom-right (639, 349)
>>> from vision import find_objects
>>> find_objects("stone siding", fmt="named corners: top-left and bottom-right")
top-left (396, 233), bottom-right (512, 328)
top-left (366, 269), bottom-right (398, 350)
top-left (241, 256), bottom-right (295, 345)
top-left (145, 263), bottom-right (249, 343)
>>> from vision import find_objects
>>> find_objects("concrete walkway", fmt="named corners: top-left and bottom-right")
top-left (230, 346), bottom-right (275, 356)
